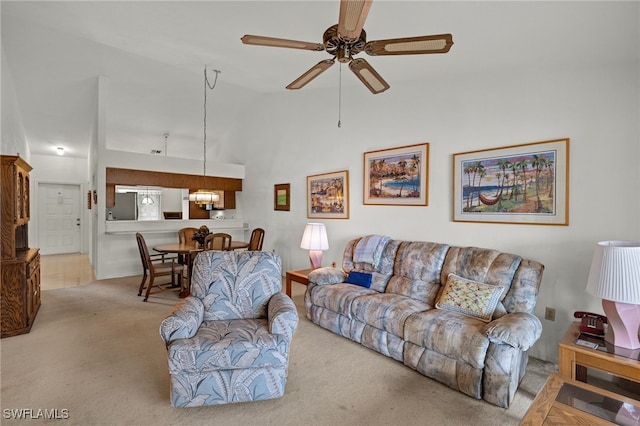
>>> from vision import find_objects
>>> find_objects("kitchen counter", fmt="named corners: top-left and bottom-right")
top-left (104, 219), bottom-right (248, 234)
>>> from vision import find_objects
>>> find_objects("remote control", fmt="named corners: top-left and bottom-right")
top-left (575, 338), bottom-right (598, 349)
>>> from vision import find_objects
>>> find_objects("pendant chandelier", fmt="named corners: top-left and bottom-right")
top-left (189, 66), bottom-right (221, 206)
top-left (141, 186), bottom-right (155, 205)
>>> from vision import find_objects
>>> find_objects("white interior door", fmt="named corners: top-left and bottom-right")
top-left (38, 183), bottom-right (81, 255)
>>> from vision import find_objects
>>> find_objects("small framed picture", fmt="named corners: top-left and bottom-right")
top-left (274, 183), bottom-right (290, 211)
top-left (307, 170), bottom-right (349, 219)
top-left (364, 143), bottom-right (429, 206)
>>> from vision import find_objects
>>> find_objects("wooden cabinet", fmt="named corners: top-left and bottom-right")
top-left (1, 250), bottom-right (40, 337)
top-left (1, 155), bottom-right (40, 338)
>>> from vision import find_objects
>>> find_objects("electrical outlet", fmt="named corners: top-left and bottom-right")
top-left (544, 307), bottom-right (556, 321)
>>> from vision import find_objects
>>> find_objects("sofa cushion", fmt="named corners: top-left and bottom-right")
top-left (385, 241), bottom-right (450, 305)
top-left (309, 283), bottom-right (376, 318)
top-left (435, 274), bottom-right (502, 322)
top-left (351, 293), bottom-right (430, 337)
top-left (502, 259), bottom-right (545, 314)
top-left (308, 267), bottom-right (347, 285)
top-left (353, 235), bottom-right (391, 266)
top-left (345, 271), bottom-right (373, 288)
top-left (404, 309), bottom-right (490, 369)
top-left (441, 247), bottom-right (521, 303)
top-left (167, 319), bottom-right (289, 374)
top-left (342, 239), bottom-right (401, 292)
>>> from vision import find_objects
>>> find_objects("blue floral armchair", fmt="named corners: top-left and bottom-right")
top-left (159, 251), bottom-right (298, 407)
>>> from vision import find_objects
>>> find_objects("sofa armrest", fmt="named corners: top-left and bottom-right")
top-left (159, 296), bottom-right (204, 345)
top-left (308, 267), bottom-right (347, 285)
top-left (484, 312), bottom-right (542, 351)
top-left (268, 293), bottom-right (299, 340)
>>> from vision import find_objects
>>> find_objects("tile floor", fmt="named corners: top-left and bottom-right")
top-left (40, 253), bottom-right (95, 291)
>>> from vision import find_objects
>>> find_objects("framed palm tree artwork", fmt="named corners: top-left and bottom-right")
top-left (453, 138), bottom-right (569, 225)
top-left (364, 143), bottom-right (429, 206)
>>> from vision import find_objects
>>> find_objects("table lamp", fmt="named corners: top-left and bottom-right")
top-left (585, 240), bottom-right (640, 350)
top-left (300, 223), bottom-right (329, 269)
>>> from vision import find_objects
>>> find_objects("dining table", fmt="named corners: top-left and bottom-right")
top-left (153, 240), bottom-right (250, 297)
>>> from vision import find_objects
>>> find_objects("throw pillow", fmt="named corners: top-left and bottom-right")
top-left (435, 273), bottom-right (502, 322)
top-left (345, 271), bottom-right (373, 288)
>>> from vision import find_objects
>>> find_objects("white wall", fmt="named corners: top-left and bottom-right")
top-left (233, 61), bottom-right (639, 363)
top-left (1, 46), bottom-right (29, 159)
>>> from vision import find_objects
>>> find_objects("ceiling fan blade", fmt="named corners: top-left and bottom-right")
top-left (241, 35), bottom-right (324, 51)
top-left (365, 34), bottom-right (454, 56)
top-left (286, 59), bottom-right (335, 90)
top-left (338, 0), bottom-right (373, 41)
top-left (349, 58), bottom-right (389, 94)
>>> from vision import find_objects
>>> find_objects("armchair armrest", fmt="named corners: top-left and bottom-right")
top-left (159, 297), bottom-right (204, 345)
top-left (308, 267), bottom-right (347, 286)
top-left (151, 253), bottom-right (178, 263)
top-left (484, 312), bottom-right (542, 351)
top-left (268, 293), bottom-right (298, 340)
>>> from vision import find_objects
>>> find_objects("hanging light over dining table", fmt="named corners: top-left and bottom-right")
top-left (189, 66), bottom-right (221, 206)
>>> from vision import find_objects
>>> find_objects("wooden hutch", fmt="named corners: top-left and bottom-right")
top-left (1, 155), bottom-right (41, 338)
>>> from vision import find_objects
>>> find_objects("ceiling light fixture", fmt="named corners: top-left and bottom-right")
top-left (189, 66), bottom-right (221, 206)
top-left (140, 186), bottom-right (155, 205)
top-left (56, 147), bottom-right (64, 156)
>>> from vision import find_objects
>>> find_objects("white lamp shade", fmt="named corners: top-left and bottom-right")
top-left (300, 223), bottom-right (329, 251)
top-left (586, 241), bottom-right (640, 304)
top-left (189, 190), bottom-right (220, 204)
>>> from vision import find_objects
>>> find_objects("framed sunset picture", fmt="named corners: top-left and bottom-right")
top-left (364, 143), bottom-right (429, 206)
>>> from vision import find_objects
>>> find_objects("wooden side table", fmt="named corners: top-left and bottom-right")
top-left (285, 268), bottom-right (313, 297)
top-left (521, 373), bottom-right (640, 425)
top-left (558, 322), bottom-right (640, 385)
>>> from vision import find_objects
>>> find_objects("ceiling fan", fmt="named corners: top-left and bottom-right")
top-left (241, 0), bottom-right (453, 94)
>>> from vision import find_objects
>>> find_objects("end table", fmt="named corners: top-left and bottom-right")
top-left (558, 321), bottom-right (640, 385)
top-left (285, 268), bottom-right (313, 297)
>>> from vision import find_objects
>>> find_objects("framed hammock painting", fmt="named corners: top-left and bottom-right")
top-left (453, 138), bottom-right (569, 225)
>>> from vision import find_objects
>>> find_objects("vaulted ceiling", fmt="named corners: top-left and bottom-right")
top-left (2, 1), bottom-right (637, 160)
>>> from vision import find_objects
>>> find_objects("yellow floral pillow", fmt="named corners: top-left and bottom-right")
top-left (435, 273), bottom-right (502, 322)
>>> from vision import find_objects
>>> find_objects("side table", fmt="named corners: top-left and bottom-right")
top-left (521, 373), bottom-right (640, 425)
top-left (558, 321), bottom-right (640, 385)
top-left (285, 268), bottom-right (313, 297)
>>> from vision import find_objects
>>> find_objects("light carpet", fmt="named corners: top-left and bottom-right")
top-left (0, 276), bottom-right (557, 425)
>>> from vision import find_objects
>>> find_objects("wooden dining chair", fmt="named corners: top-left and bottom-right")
top-left (204, 233), bottom-right (232, 251)
top-left (248, 228), bottom-right (265, 251)
top-left (136, 233), bottom-right (184, 302)
top-left (177, 227), bottom-right (198, 264)
top-left (178, 227), bottom-right (198, 244)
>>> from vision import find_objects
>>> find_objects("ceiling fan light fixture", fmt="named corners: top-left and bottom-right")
top-left (243, 1), bottom-right (452, 94)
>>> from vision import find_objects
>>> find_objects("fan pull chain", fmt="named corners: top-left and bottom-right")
top-left (337, 63), bottom-right (342, 128)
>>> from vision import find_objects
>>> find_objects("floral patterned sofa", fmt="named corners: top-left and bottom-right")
top-left (305, 236), bottom-right (544, 408)
top-left (160, 251), bottom-right (298, 407)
